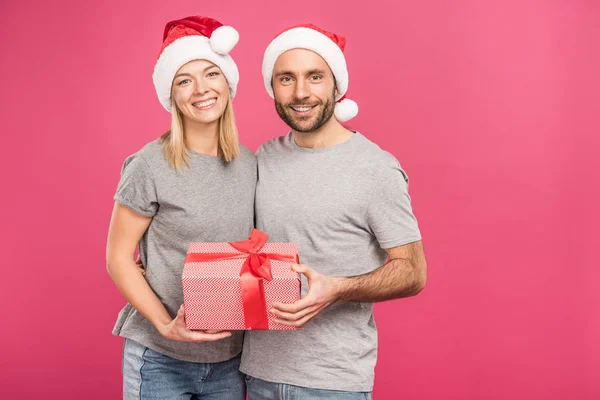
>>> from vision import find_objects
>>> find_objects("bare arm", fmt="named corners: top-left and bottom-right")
top-left (106, 202), bottom-right (230, 342)
top-left (271, 240), bottom-right (427, 327)
top-left (336, 240), bottom-right (427, 302)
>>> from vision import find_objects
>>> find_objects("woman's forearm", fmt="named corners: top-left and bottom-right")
top-left (107, 257), bottom-right (172, 333)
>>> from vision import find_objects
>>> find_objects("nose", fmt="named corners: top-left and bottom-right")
top-left (194, 79), bottom-right (210, 96)
top-left (293, 79), bottom-right (310, 101)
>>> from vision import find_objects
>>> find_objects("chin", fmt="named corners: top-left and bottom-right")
top-left (187, 110), bottom-right (222, 125)
top-left (291, 118), bottom-right (318, 131)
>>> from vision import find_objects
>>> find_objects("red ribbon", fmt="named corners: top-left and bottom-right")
top-left (185, 229), bottom-right (298, 329)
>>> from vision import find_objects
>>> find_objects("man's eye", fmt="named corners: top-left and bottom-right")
top-left (311, 75), bottom-right (322, 81)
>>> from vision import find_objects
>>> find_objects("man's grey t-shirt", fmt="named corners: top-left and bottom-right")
top-left (112, 139), bottom-right (257, 363)
top-left (240, 132), bottom-right (421, 391)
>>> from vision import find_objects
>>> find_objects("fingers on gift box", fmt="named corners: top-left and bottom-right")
top-left (182, 229), bottom-right (300, 330)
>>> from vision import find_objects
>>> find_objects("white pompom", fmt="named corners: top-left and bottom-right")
top-left (210, 26), bottom-right (239, 55)
top-left (334, 98), bottom-right (359, 122)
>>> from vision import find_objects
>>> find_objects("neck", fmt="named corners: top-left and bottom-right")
top-left (184, 118), bottom-right (219, 156)
top-left (292, 117), bottom-right (353, 149)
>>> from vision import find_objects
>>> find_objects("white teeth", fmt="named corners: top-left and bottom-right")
top-left (194, 99), bottom-right (216, 108)
top-left (292, 106), bottom-right (314, 112)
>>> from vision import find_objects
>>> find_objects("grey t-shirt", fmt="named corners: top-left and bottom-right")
top-left (240, 132), bottom-right (421, 391)
top-left (112, 139), bottom-right (257, 363)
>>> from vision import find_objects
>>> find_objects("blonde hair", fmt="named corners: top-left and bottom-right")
top-left (160, 96), bottom-right (240, 169)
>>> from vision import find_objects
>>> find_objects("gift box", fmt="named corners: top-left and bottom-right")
top-left (182, 229), bottom-right (300, 330)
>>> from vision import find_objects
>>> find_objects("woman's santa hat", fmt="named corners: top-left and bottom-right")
top-left (262, 24), bottom-right (359, 122)
top-left (152, 16), bottom-right (240, 112)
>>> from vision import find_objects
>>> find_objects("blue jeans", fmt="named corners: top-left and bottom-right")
top-left (245, 375), bottom-right (372, 400)
top-left (122, 339), bottom-right (245, 400)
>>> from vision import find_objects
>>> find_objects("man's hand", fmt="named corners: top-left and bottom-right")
top-left (135, 256), bottom-right (145, 275)
top-left (270, 264), bottom-right (342, 328)
top-left (158, 305), bottom-right (232, 342)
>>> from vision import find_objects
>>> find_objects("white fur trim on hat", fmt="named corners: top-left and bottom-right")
top-left (152, 35), bottom-right (239, 112)
top-left (334, 98), bottom-right (358, 122)
top-left (262, 27), bottom-right (348, 101)
top-left (210, 25), bottom-right (239, 55)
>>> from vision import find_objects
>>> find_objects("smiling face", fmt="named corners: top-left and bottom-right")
top-left (272, 49), bottom-right (337, 133)
top-left (171, 59), bottom-right (230, 127)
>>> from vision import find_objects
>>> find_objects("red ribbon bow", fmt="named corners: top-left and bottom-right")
top-left (185, 229), bottom-right (298, 329)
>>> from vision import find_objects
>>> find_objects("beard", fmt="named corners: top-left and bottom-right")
top-left (275, 88), bottom-right (336, 133)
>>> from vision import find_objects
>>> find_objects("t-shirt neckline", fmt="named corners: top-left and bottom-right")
top-left (288, 131), bottom-right (361, 153)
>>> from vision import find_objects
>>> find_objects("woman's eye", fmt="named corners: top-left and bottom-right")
top-left (208, 71), bottom-right (220, 77)
top-left (177, 79), bottom-right (191, 85)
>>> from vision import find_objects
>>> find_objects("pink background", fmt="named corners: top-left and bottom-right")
top-left (1, 0), bottom-right (598, 398)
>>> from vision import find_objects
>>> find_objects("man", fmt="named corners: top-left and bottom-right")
top-left (241, 24), bottom-right (427, 399)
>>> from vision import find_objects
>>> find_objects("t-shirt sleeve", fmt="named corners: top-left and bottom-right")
top-left (113, 154), bottom-right (158, 217)
top-left (365, 161), bottom-right (422, 249)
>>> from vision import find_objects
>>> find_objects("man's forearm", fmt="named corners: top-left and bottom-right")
top-left (270, 242), bottom-right (427, 326)
top-left (334, 253), bottom-right (427, 303)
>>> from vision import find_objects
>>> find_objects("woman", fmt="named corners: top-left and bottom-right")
top-left (106, 16), bottom-right (255, 399)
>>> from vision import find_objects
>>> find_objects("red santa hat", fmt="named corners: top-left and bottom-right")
top-left (152, 16), bottom-right (240, 112)
top-left (262, 24), bottom-right (359, 122)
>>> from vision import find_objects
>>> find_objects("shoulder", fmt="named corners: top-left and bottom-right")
top-left (136, 138), bottom-right (166, 165)
top-left (354, 133), bottom-right (401, 167)
top-left (232, 144), bottom-right (257, 169)
top-left (353, 132), bottom-right (408, 182)
top-left (255, 134), bottom-right (290, 159)
top-left (119, 139), bottom-right (163, 173)
top-left (121, 138), bottom-right (164, 168)
top-left (238, 144), bottom-right (257, 162)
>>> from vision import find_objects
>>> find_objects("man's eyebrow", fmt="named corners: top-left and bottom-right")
top-left (274, 69), bottom-right (328, 78)
top-left (306, 69), bottom-right (327, 76)
top-left (274, 70), bottom-right (295, 77)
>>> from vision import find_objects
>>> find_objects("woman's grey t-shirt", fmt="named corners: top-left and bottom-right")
top-left (112, 139), bottom-right (257, 363)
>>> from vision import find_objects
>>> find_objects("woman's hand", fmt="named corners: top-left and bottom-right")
top-left (157, 305), bottom-right (232, 342)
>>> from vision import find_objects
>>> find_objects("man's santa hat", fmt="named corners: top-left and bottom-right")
top-left (262, 24), bottom-right (359, 122)
top-left (152, 16), bottom-right (240, 112)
